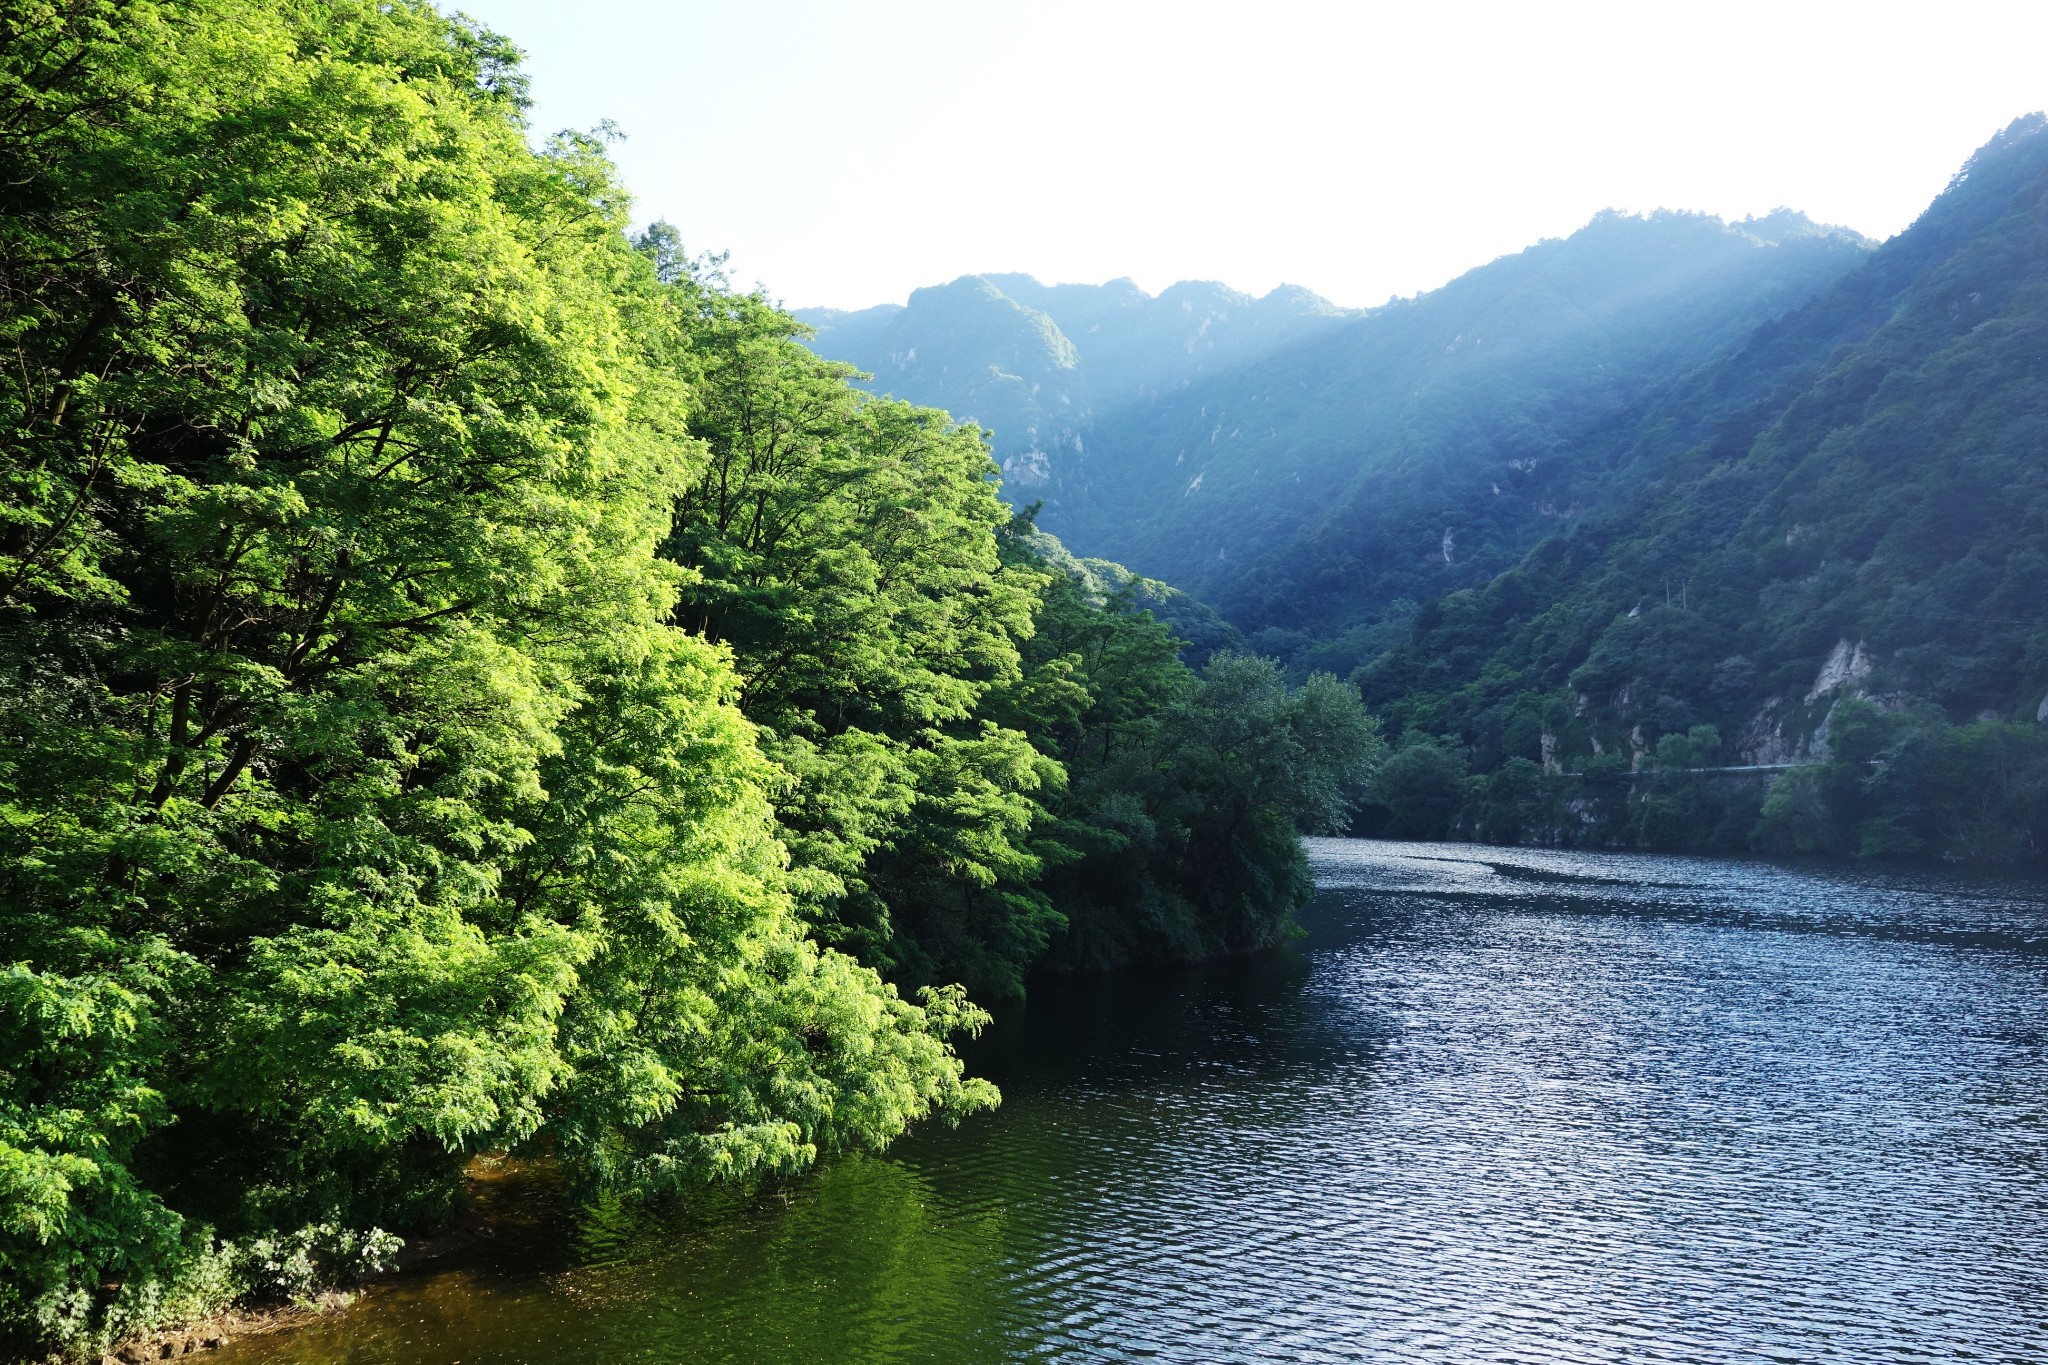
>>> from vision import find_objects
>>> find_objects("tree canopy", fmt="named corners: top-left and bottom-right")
top-left (0, 4), bottom-right (1377, 1355)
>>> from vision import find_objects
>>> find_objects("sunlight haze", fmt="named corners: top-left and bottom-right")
top-left (18, 6), bottom-right (2048, 1356)
top-left (457, 0), bottom-right (2048, 309)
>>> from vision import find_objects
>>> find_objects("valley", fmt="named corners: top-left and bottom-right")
top-left (804, 116), bottom-right (2048, 862)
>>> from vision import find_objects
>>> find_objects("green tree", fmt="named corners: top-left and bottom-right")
top-left (1031, 645), bottom-right (1382, 969)
top-left (0, 5), bottom-right (1408, 1355)
top-left (1631, 724), bottom-right (1736, 850)
top-left (1470, 757), bottom-right (1563, 845)
top-left (1367, 737), bottom-right (1469, 840)
top-left (0, 6), bottom-right (989, 1353)
top-left (649, 268), bottom-right (1054, 995)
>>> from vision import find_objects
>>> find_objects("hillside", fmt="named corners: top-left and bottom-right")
top-left (798, 117), bottom-right (2048, 862)
top-left (1358, 115), bottom-right (2048, 857)
top-left (1012, 521), bottom-right (1244, 665)
top-left (1070, 209), bottom-right (1873, 661)
top-left (803, 213), bottom-right (1874, 679)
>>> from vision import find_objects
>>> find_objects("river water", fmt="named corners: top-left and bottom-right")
top-left (221, 839), bottom-right (2048, 1363)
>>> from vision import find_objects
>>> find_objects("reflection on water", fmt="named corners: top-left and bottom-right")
top-left (222, 840), bottom-right (2048, 1363)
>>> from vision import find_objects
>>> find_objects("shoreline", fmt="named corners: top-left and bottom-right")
top-left (82, 1298), bottom-right (346, 1365)
top-left (27, 1158), bottom-right (559, 1365)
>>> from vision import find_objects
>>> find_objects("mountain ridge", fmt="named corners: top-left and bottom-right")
top-left (796, 272), bottom-right (1356, 501)
top-left (800, 212), bottom-right (1873, 614)
top-left (798, 117), bottom-right (2048, 858)
top-left (1349, 113), bottom-right (2048, 854)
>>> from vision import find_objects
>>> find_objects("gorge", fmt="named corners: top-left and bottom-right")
top-left (4, 2), bottom-right (2047, 1361)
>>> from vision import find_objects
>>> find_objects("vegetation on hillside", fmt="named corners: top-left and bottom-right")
top-left (1352, 116), bottom-right (2048, 862)
top-left (652, 245), bottom-right (1373, 999)
top-left (803, 214), bottom-right (1875, 682)
top-left (1080, 210), bottom-right (1876, 670)
top-left (803, 114), bottom-right (2048, 868)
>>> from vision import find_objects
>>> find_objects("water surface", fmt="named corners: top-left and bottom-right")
top-left (223, 840), bottom-right (2048, 1363)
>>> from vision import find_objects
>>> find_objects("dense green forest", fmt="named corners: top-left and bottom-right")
top-left (1354, 115), bottom-right (2048, 862)
top-left (0, 3), bottom-right (1375, 1356)
top-left (646, 244), bottom-right (1371, 998)
top-left (4, 0), bottom-right (2044, 1353)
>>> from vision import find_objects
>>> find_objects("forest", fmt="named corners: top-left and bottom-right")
top-left (0, 3), bottom-right (1377, 1356)
top-left (7, 0), bottom-right (2048, 1356)
top-left (1349, 114), bottom-right (2048, 861)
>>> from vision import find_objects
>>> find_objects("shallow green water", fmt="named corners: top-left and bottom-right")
top-left (221, 839), bottom-right (2048, 1363)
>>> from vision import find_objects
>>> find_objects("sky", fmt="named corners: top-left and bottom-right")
top-left (456, 0), bottom-right (2048, 311)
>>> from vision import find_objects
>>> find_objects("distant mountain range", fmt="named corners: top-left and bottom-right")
top-left (798, 114), bottom-right (2048, 834)
top-left (800, 210), bottom-right (1874, 668)
top-left (1361, 114), bottom-right (2048, 770)
top-left (796, 274), bottom-right (1355, 509)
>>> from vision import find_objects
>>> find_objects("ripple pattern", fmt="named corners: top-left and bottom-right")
top-left (223, 840), bottom-right (2048, 1364)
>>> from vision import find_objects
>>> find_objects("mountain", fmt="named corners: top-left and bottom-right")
top-left (1060, 209), bottom-right (1874, 667)
top-left (796, 275), bottom-right (1353, 509)
top-left (801, 212), bottom-right (1873, 679)
top-left (1362, 115), bottom-right (2048, 777)
top-left (800, 116), bottom-right (2048, 861)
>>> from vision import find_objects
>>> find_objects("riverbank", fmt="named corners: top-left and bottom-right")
top-left (9, 1159), bottom-right (550, 1365)
top-left (77, 1299), bottom-right (339, 1365)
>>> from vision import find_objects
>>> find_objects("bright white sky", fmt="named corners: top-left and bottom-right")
top-left (457, 0), bottom-right (2048, 310)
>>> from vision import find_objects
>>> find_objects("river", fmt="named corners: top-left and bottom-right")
top-left (220, 838), bottom-right (2048, 1363)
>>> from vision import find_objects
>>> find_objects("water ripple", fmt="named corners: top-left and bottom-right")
top-left (223, 840), bottom-right (2048, 1364)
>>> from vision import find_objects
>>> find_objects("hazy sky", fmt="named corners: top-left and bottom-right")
top-left (457, 0), bottom-right (2048, 310)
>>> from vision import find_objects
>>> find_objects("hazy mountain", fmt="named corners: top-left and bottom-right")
top-left (796, 275), bottom-right (1352, 509)
top-left (799, 117), bottom-right (2048, 859)
top-left (801, 210), bottom-right (1873, 676)
top-left (1062, 209), bottom-right (1874, 661)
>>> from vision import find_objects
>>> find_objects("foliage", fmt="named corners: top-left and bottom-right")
top-left (1752, 702), bottom-right (2048, 863)
top-left (1465, 757), bottom-right (1568, 846)
top-left (1360, 737), bottom-right (1469, 841)
top-left (0, 3), bottom-right (991, 1352)
top-left (649, 271), bottom-right (1055, 998)
top-left (231, 1224), bottom-right (403, 1303)
top-left (1345, 116), bottom-right (2048, 864)
top-left (1001, 568), bottom-right (1384, 970)
top-left (0, 5), bottom-right (1377, 1353)
top-left (652, 276), bottom-right (1381, 994)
